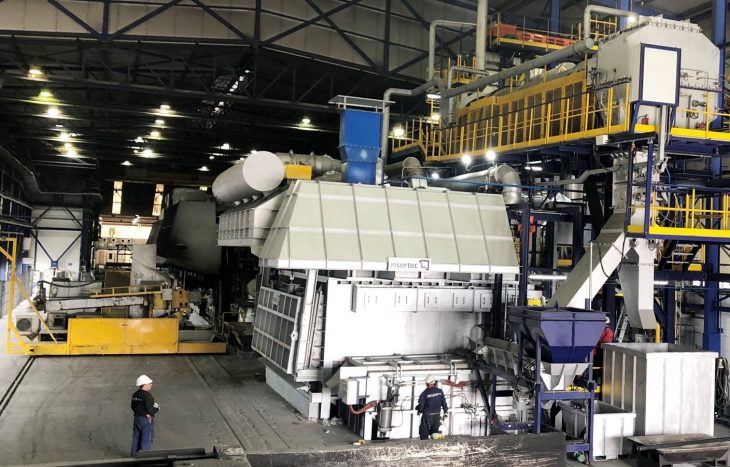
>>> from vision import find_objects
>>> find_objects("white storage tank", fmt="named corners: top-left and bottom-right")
top-left (602, 343), bottom-right (717, 436)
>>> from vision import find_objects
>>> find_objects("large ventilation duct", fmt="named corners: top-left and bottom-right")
top-left (432, 165), bottom-right (521, 204)
top-left (384, 157), bottom-right (426, 178)
top-left (213, 151), bottom-right (285, 203)
top-left (275, 152), bottom-right (342, 175)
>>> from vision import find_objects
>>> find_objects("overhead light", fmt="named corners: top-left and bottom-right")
top-left (300, 117), bottom-right (311, 125)
top-left (55, 124), bottom-right (64, 129)
top-left (218, 101), bottom-right (225, 106)
top-left (46, 106), bottom-right (61, 118)
top-left (209, 155), bottom-right (215, 160)
top-left (525, 166), bottom-right (543, 171)
top-left (239, 157), bottom-right (245, 161)
top-left (426, 93), bottom-right (441, 100)
top-left (485, 149), bottom-right (497, 161)
top-left (627, 14), bottom-right (638, 24)
top-left (142, 148), bottom-right (154, 158)
top-left (250, 149), bottom-right (257, 154)
top-left (393, 126), bottom-right (405, 139)
top-left (133, 149), bottom-right (139, 154)
top-left (150, 130), bottom-right (161, 138)
top-left (158, 104), bottom-right (171, 114)
top-left (154, 119), bottom-right (165, 126)
top-left (70, 132), bottom-right (78, 137)
top-left (28, 67), bottom-right (43, 78)
top-left (220, 143), bottom-right (230, 150)
top-left (653, 280), bottom-right (669, 286)
top-left (59, 132), bottom-right (70, 142)
top-left (430, 113), bottom-right (440, 123)
top-left (38, 89), bottom-right (53, 99)
top-left (528, 274), bottom-right (568, 281)
top-left (198, 165), bottom-right (209, 172)
top-left (122, 160), bottom-right (132, 166)
top-left (239, 76), bottom-right (245, 82)
top-left (63, 142), bottom-right (72, 150)
top-left (134, 136), bottom-right (144, 143)
top-left (461, 154), bottom-right (472, 165)
top-left (214, 106), bottom-right (221, 112)
top-left (431, 172), bottom-right (440, 179)
top-left (64, 148), bottom-right (78, 158)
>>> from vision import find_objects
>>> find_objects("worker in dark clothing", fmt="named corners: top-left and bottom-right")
top-left (416, 375), bottom-right (448, 440)
top-left (130, 374), bottom-right (159, 457)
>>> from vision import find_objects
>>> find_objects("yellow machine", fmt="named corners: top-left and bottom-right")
top-left (2, 238), bottom-right (226, 356)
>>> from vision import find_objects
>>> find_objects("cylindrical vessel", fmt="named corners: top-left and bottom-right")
top-left (212, 151), bottom-right (285, 203)
top-left (377, 402), bottom-right (394, 432)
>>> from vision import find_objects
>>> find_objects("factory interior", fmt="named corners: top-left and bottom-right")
top-left (2, 0), bottom-right (730, 465)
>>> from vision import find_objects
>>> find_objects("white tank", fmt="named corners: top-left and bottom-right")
top-left (212, 151), bottom-right (285, 203)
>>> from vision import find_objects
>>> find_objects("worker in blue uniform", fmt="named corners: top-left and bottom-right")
top-left (130, 374), bottom-right (160, 457)
top-left (416, 375), bottom-right (448, 440)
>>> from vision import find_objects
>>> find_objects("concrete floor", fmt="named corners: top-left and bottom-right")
top-left (0, 319), bottom-right (360, 466)
top-left (1, 321), bottom-right (729, 466)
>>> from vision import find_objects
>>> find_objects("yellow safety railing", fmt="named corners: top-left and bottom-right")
top-left (90, 284), bottom-right (163, 298)
top-left (3, 237), bottom-right (61, 355)
top-left (628, 189), bottom-right (730, 240)
top-left (574, 14), bottom-right (619, 41)
top-left (488, 13), bottom-right (577, 52)
top-left (420, 74), bottom-right (631, 162)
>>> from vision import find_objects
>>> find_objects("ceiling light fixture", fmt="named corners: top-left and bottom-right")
top-left (392, 126), bottom-right (405, 139)
top-left (63, 142), bottom-right (72, 150)
top-left (485, 149), bottom-right (497, 162)
top-left (38, 90), bottom-right (53, 99)
top-left (46, 106), bottom-right (61, 118)
top-left (122, 160), bottom-right (132, 166)
top-left (461, 154), bottom-right (472, 165)
top-left (431, 172), bottom-right (440, 179)
top-left (250, 149), bottom-right (257, 154)
top-left (209, 155), bottom-right (215, 160)
top-left (220, 143), bottom-right (231, 151)
top-left (142, 149), bottom-right (154, 158)
top-left (300, 117), bottom-right (311, 125)
top-left (198, 165), bottom-right (209, 172)
top-left (158, 104), bottom-right (171, 114)
top-left (59, 132), bottom-right (70, 142)
top-left (134, 136), bottom-right (144, 143)
top-left (150, 130), bottom-right (161, 138)
top-left (155, 119), bottom-right (165, 126)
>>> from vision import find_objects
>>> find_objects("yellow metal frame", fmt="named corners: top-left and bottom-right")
top-left (2, 236), bottom-right (226, 356)
top-left (627, 190), bottom-right (730, 239)
top-left (392, 69), bottom-right (730, 163)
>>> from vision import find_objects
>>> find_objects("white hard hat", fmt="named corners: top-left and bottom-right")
top-left (425, 375), bottom-right (437, 385)
top-left (136, 375), bottom-right (153, 386)
top-left (605, 316), bottom-right (611, 325)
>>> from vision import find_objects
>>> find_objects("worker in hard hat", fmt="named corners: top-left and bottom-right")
top-left (416, 375), bottom-right (448, 440)
top-left (130, 375), bottom-right (160, 457)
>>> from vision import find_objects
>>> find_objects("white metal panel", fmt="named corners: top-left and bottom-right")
top-left (602, 343), bottom-right (717, 436)
top-left (640, 46), bottom-right (679, 105)
top-left (258, 181), bottom-right (518, 273)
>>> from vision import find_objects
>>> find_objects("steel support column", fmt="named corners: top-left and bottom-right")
top-left (705, 0), bottom-right (726, 352)
top-left (618, 0), bottom-right (631, 30)
top-left (519, 206), bottom-right (531, 306)
top-left (665, 286), bottom-right (676, 344)
top-left (550, 0), bottom-right (560, 33)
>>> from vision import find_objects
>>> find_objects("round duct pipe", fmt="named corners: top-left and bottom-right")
top-left (212, 151), bottom-right (285, 203)
top-left (385, 157), bottom-right (426, 178)
top-left (486, 165), bottom-right (522, 205)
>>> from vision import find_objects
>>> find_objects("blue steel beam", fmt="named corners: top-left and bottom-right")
top-left (704, 0), bottom-right (725, 352)
top-left (550, 0), bottom-right (560, 33)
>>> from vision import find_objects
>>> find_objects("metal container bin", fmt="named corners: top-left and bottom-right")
top-left (559, 401), bottom-right (636, 460)
top-left (602, 343), bottom-right (717, 436)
